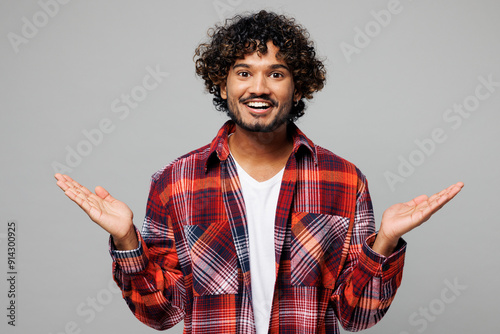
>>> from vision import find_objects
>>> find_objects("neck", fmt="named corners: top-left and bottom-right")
top-left (228, 122), bottom-right (293, 181)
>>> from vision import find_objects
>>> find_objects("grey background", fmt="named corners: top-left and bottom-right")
top-left (1, 0), bottom-right (499, 333)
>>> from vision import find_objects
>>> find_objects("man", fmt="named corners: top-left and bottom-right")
top-left (55, 10), bottom-right (463, 333)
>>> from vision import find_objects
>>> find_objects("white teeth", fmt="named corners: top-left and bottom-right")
top-left (247, 101), bottom-right (270, 108)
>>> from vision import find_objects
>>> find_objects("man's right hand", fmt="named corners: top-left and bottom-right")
top-left (54, 173), bottom-right (138, 250)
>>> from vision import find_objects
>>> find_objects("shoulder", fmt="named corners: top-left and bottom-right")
top-left (313, 145), bottom-right (366, 181)
top-left (150, 143), bottom-right (213, 187)
top-left (307, 144), bottom-right (369, 198)
top-left (292, 124), bottom-right (366, 184)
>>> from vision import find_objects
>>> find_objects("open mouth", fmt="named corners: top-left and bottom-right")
top-left (245, 101), bottom-right (273, 111)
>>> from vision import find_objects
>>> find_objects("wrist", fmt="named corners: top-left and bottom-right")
top-left (113, 225), bottom-right (138, 251)
top-left (371, 230), bottom-right (399, 257)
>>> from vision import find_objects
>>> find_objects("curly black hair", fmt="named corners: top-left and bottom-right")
top-left (194, 10), bottom-right (326, 122)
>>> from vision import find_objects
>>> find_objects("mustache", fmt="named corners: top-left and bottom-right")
top-left (239, 94), bottom-right (278, 106)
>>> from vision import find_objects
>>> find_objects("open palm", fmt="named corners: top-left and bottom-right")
top-left (54, 173), bottom-right (134, 240)
top-left (380, 182), bottom-right (464, 241)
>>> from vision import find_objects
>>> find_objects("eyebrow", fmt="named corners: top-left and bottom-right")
top-left (232, 63), bottom-right (290, 71)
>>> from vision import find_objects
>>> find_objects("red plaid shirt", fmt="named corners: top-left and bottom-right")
top-left (110, 121), bottom-right (406, 333)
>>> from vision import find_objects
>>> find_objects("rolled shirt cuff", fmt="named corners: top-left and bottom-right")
top-left (109, 226), bottom-right (149, 274)
top-left (359, 233), bottom-right (406, 280)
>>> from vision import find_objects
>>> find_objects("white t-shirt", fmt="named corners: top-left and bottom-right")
top-left (232, 156), bottom-right (284, 334)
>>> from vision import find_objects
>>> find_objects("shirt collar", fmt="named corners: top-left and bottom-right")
top-left (205, 120), bottom-right (317, 171)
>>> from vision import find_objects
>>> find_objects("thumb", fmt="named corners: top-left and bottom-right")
top-left (405, 194), bottom-right (428, 207)
top-left (95, 186), bottom-right (114, 202)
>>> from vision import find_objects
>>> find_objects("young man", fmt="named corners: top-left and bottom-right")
top-left (55, 10), bottom-right (463, 333)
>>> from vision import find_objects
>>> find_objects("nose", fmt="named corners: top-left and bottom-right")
top-left (248, 73), bottom-right (271, 96)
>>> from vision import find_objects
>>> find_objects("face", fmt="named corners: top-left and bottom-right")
top-left (220, 42), bottom-right (301, 133)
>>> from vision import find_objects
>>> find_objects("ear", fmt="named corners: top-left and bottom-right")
top-left (220, 81), bottom-right (227, 99)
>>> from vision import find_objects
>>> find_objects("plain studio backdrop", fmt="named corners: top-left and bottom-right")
top-left (1, 1), bottom-right (499, 333)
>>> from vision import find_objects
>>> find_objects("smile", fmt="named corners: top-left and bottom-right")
top-left (246, 101), bottom-right (271, 109)
top-left (243, 100), bottom-right (275, 114)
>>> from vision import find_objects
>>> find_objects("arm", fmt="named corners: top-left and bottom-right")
top-left (110, 177), bottom-right (186, 330)
top-left (54, 173), bottom-right (185, 330)
top-left (331, 176), bottom-right (405, 331)
top-left (331, 178), bottom-right (463, 331)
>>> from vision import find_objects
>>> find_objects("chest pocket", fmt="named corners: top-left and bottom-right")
top-left (184, 219), bottom-right (238, 297)
top-left (290, 212), bottom-right (350, 289)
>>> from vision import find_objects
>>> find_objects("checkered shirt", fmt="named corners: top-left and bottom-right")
top-left (110, 121), bottom-right (406, 333)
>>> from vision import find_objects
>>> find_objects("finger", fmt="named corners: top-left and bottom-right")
top-left (55, 174), bottom-right (73, 191)
top-left (64, 185), bottom-right (89, 204)
top-left (61, 174), bottom-right (75, 183)
top-left (65, 178), bottom-right (93, 196)
top-left (55, 174), bottom-right (86, 193)
top-left (55, 174), bottom-right (106, 222)
top-left (418, 182), bottom-right (464, 218)
top-left (64, 188), bottom-right (89, 210)
top-left (56, 179), bottom-right (70, 191)
top-left (64, 187), bottom-right (98, 216)
top-left (60, 175), bottom-right (91, 195)
top-left (95, 186), bottom-right (114, 202)
top-left (404, 194), bottom-right (428, 207)
top-left (430, 182), bottom-right (464, 208)
top-left (444, 182), bottom-right (464, 199)
top-left (435, 188), bottom-right (463, 210)
top-left (428, 182), bottom-right (463, 203)
top-left (426, 186), bottom-right (453, 204)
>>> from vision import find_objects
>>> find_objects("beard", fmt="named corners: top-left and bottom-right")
top-left (226, 94), bottom-right (293, 133)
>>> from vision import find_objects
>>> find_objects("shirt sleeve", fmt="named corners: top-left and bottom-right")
top-left (331, 174), bottom-right (406, 331)
top-left (109, 178), bottom-right (186, 331)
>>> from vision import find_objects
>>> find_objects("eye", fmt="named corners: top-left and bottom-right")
top-left (237, 71), bottom-right (250, 78)
top-left (270, 72), bottom-right (284, 79)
